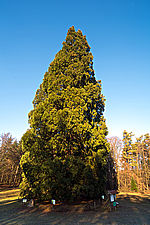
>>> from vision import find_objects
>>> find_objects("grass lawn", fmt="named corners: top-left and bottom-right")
top-left (0, 186), bottom-right (150, 225)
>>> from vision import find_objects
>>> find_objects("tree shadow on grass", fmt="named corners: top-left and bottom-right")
top-left (0, 195), bottom-right (150, 225)
top-left (0, 199), bottom-right (21, 225)
top-left (90, 194), bottom-right (150, 225)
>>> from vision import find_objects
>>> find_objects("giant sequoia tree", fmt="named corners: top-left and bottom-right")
top-left (20, 26), bottom-right (109, 201)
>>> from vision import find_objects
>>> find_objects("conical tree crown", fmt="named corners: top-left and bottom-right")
top-left (29, 26), bottom-right (106, 137)
top-left (20, 27), bottom-right (109, 202)
top-left (33, 26), bottom-right (95, 106)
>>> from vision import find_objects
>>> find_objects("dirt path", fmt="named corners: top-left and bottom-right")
top-left (0, 189), bottom-right (150, 225)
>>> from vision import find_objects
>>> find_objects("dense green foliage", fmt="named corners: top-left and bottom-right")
top-left (20, 27), bottom-right (109, 202)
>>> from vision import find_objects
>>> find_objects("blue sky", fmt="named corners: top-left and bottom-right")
top-left (0, 0), bottom-right (150, 141)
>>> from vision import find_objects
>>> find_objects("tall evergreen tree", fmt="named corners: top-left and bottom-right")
top-left (20, 26), bottom-right (109, 202)
top-left (121, 130), bottom-right (134, 190)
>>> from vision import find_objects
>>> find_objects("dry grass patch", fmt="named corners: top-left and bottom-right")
top-left (0, 187), bottom-right (20, 205)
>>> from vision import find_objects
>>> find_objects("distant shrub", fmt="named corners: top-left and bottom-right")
top-left (131, 177), bottom-right (138, 192)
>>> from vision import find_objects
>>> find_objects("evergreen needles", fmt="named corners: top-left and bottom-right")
top-left (20, 26), bottom-right (109, 202)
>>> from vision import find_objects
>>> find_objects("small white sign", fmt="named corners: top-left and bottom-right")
top-left (110, 194), bottom-right (114, 202)
top-left (101, 195), bottom-right (104, 199)
top-left (52, 199), bottom-right (55, 205)
top-left (23, 199), bottom-right (27, 203)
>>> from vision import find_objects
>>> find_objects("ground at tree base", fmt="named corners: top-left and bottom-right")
top-left (0, 187), bottom-right (150, 225)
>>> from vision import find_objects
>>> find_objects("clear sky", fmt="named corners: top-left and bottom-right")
top-left (0, 0), bottom-right (150, 141)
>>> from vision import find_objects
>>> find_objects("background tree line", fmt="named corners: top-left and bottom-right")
top-left (108, 131), bottom-right (150, 193)
top-left (0, 133), bottom-right (22, 186)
